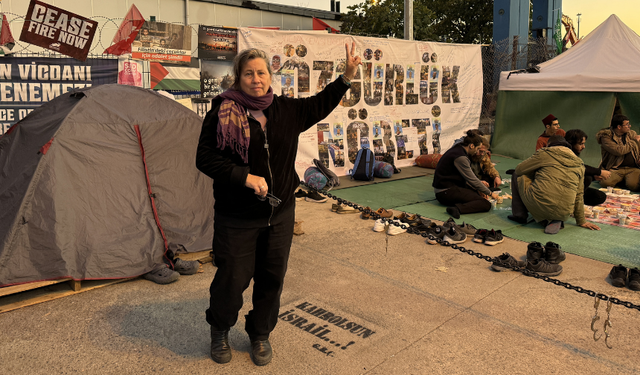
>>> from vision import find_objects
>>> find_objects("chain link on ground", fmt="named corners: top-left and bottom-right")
top-left (303, 183), bottom-right (640, 312)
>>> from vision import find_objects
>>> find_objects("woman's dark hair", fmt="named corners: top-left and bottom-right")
top-left (564, 129), bottom-right (588, 146)
top-left (611, 114), bottom-right (630, 129)
top-left (232, 48), bottom-right (273, 90)
top-left (461, 129), bottom-right (484, 147)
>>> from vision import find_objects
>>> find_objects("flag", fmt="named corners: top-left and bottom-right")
top-left (151, 62), bottom-right (200, 92)
top-left (104, 4), bottom-right (144, 55)
top-left (312, 17), bottom-right (339, 34)
top-left (554, 10), bottom-right (563, 55)
top-left (0, 13), bottom-right (15, 55)
top-left (149, 62), bottom-right (169, 89)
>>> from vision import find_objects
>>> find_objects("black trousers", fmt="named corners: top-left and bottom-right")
top-left (584, 175), bottom-right (607, 206)
top-left (435, 186), bottom-right (491, 214)
top-left (206, 206), bottom-right (294, 341)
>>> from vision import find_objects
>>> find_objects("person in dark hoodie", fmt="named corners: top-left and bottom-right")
top-left (196, 44), bottom-right (361, 366)
top-left (564, 129), bottom-right (609, 206)
top-left (433, 130), bottom-right (500, 219)
top-left (509, 135), bottom-right (600, 234)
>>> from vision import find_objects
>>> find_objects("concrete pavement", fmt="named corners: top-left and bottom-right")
top-left (1, 198), bottom-right (639, 374)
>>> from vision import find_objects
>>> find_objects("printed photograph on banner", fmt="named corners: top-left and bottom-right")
top-left (418, 135), bottom-right (429, 155)
top-left (433, 118), bottom-right (441, 133)
top-left (198, 25), bottom-right (237, 60)
top-left (406, 65), bottom-right (415, 83)
top-left (432, 131), bottom-right (442, 154)
top-left (394, 121), bottom-right (402, 135)
top-left (313, 61), bottom-right (333, 93)
top-left (422, 52), bottom-right (430, 63)
top-left (412, 118), bottom-right (429, 135)
top-left (200, 60), bottom-right (233, 97)
top-left (271, 55), bottom-right (281, 72)
top-left (118, 60), bottom-right (143, 87)
top-left (333, 123), bottom-right (343, 137)
top-left (281, 69), bottom-right (295, 98)
top-left (420, 65), bottom-right (429, 80)
top-left (431, 66), bottom-right (439, 80)
top-left (19, 0), bottom-right (97, 61)
top-left (374, 64), bottom-right (383, 81)
top-left (373, 139), bottom-right (384, 155)
top-left (131, 21), bottom-right (191, 64)
top-left (373, 121), bottom-right (381, 138)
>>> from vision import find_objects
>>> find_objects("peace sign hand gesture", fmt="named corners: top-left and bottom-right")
top-left (344, 42), bottom-right (362, 81)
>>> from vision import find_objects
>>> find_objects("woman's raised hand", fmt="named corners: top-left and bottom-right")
top-left (344, 42), bottom-right (362, 81)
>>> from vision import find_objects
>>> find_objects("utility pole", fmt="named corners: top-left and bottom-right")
top-left (577, 13), bottom-right (582, 39)
top-left (404, 0), bottom-right (413, 40)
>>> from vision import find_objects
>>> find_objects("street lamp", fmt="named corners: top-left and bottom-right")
top-left (577, 13), bottom-right (582, 39)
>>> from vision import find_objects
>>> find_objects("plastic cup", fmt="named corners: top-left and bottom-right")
top-left (607, 186), bottom-right (614, 193)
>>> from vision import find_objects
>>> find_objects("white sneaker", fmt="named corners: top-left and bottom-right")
top-left (372, 219), bottom-right (387, 232)
top-left (387, 219), bottom-right (407, 236)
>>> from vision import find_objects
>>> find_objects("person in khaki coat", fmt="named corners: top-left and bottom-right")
top-left (508, 136), bottom-right (600, 234)
top-left (596, 114), bottom-right (640, 191)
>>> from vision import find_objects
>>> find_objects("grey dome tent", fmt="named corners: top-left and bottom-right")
top-left (0, 84), bottom-right (214, 287)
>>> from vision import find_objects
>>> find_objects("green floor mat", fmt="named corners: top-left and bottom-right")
top-left (327, 155), bottom-right (640, 268)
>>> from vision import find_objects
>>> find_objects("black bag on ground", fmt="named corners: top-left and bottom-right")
top-left (313, 158), bottom-right (340, 190)
top-left (349, 148), bottom-right (375, 181)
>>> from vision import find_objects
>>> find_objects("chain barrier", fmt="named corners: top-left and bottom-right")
top-left (303, 183), bottom-right (640, 313)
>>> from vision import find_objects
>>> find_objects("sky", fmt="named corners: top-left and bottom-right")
top-left (260, 0), bottom-right (640, 38)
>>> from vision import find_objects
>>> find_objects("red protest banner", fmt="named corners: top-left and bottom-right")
top-left (19, 0), bottom-right (97, 61)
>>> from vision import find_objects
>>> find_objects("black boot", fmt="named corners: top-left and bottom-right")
top-left (210, 329), bottom-right (231, 364)
top-left (250, 339), bottom-right (273, 366)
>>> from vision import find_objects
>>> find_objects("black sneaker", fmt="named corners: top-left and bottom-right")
top-left (443, 226), bottom-right (467, 244)
top-left (484, 229), bottom-right (504, 246)
top-left (526, 259), bottom-right (563, 276)
top-left (491, 253), bottom-right (525, 272)
top-left (294, 188), bottom-right (308, 201)
top-left (443, 217), bottom-right (457, 229)
top-left (609, 264), bottom-right (627, 288)
top-left (629, 268), bottom-right (640, 291)
top-left (544, 242), bottom-right (565, 264)
top-left (305, 191), bottom-right (328, 203)
top-left (526, 242), bottom-right (545, 262)
top-left (473, 229), bottom-right (488, 243)
top-left (425, 225), bottom-right (446, 245)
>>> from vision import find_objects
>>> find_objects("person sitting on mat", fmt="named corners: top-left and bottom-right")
top-left (433, 130), bottom-right (499, 219)
top-left (453, 129), bottom-right (502, 190)
top-left (508, 135), bottom-right (600, 234)
top-left (564, 129), bottom-right (609, 206)
top-left (536, 114), bottom-right (566, 150)
top-left (595, 114), bottom-right (640, 191)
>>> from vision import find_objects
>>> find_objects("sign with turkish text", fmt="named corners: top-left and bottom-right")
top-left (0, 57), bottom-right (117, 134)
top-left (238, 28), bottom-right (483, 177)
top-left (131, 21), bottom-right (191, 64)
top-left (19, 0), bottom-right (97, 61)
top-left (198, 25), bottom-right (237, 60)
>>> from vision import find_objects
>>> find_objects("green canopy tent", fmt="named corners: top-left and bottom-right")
top-left (493, 14), bottom-right (640, 167)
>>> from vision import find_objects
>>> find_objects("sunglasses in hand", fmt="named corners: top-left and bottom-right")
top-left (257, 192), bottom-right (282, 207)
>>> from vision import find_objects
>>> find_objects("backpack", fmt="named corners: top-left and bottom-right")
top-left (313, 159), bottom-right (340, 191)
top-left (349, 148), bottom-right (375, 181)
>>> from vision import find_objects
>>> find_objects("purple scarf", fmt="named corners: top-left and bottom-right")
top-left (216, 87), bottom-right (274, 163)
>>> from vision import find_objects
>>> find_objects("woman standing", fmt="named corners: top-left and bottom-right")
top-left (196, 43), bottom-right (361, 366)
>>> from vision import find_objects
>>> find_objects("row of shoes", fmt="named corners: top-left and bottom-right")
top-left (295, 188), bottom-right (328, 203)
top-left (360, 207), bottom-right (394, 220)
top-left (490, 241), bottom-right (565, 276)
top-left (423, 217), bottom-right (478, 245)
top-left (473, 229), bottom-right (505, 246)
top-left (372, 212), bottom-right (430, 236)
top-left (609, 265), bottom-right (640, 291)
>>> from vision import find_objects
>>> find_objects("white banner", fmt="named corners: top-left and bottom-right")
top-left (238, 28), bottom-right (483, 177)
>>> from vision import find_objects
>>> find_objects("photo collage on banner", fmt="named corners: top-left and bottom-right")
top-left (131, 21), bottom-right (191, 64)
top-left (237, 29), bottom-right (482, 177)
top-left (198, 26), bottom-right (237, 100)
